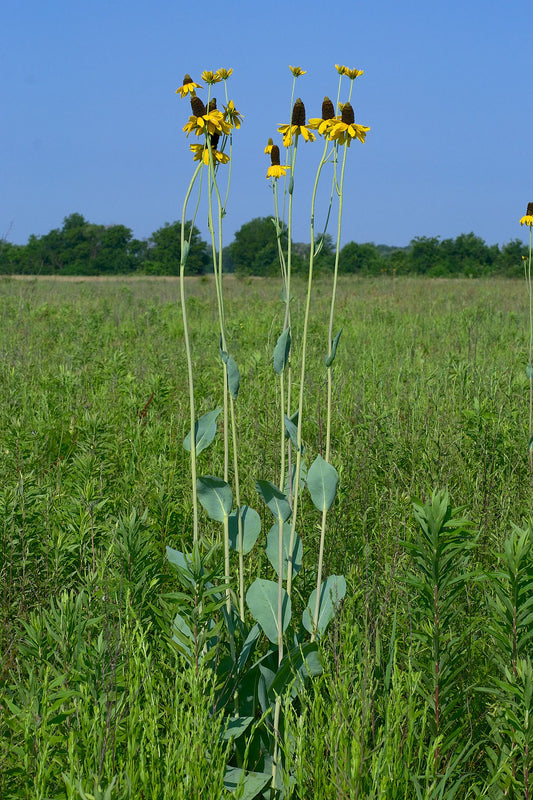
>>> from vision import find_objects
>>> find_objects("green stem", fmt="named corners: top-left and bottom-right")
top-left (326, 142), bottom-right (348, 462)
top-left (286, 137), bottom-right (328, 597)
top-left (180, 162), bottom-right (203, 543)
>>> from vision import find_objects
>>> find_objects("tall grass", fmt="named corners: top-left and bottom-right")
top-left (1, 275), bottom-right (533, 797)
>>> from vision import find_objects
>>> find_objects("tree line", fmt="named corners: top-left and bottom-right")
top-left (0, 213), bottom-right (528, 277)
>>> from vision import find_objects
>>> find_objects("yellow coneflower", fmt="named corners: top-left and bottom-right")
top-left (183, 96), bottom-right (232, 137)
top-left (278, 98), bottom-right (316, 147)
top-left (264, 137), bottom-right (274, 154)
top-left (308, 96), bottom-right (337, 137)
top-left (223, 100), bottom-right (243, 129)
top-left (216, 68), bottom-right (233, 80)
top-left (201, 70), bottom-right (223, 85)
top-left (328, 102), bottom-right (370, 146)
top-left (520, 203), bottom-right (533, 226)
top-left (335, 64), bottom-right (347, 75)
top-left (344, 67), bottom-right (364, 80)
top-left (190, 143), bottom-right (230, 165)
top-left (176, 74), bottom-right (202, 98)
top-left (289, 65), bottom-right (306, 77)
top-left (267, 144), bottom-right (290, 179)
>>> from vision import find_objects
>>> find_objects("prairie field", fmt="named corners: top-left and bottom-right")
top-left (1, 274), bottom-right (532, 798)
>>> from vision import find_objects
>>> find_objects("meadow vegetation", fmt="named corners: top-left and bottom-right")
top-left (1, 274), bottom-right (533, 798)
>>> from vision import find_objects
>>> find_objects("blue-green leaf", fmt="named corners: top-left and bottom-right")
top-left (273, 328), bottom-right (291, 375)
top-left (265, 523), bottom-right (303, 579)
top-left (246, 578), bottom-right (291, 643)
top-left (197, 476), bottom-right (233, 522)
top-left (307, 455), bottom-right (339, 512)
top-left (325, 328), bottom-right (343, 368)
top-left (221, 716), bottom-right (255, 741)
top-left (527, 364), bottom-right (533, 380)
top-left (183, 408), bottom-right (222, 455)
top-left (224, 767), bottom-right (271, 800)
top-left (256, 480), bottom-right (292, 522)
top-left (226, 355), bottom-right (240, 399)
top-left (302, 575), bottom-right (347, 635)
top-left (228, 506), bottom-right (261, 554)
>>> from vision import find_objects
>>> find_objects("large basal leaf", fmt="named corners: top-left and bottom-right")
top-left (265, 522), bottom-right (303, 579)
top-left (273, 327), bottom-right (291, 375)
top-left (246, 578), bottom-right (291, 644)
top-left (325, 328), bottom-right (343, 368)
top-left (256, 479), bottom-right (292, 522)
top-left (223, 767), bottom-right (271, 800)
top-left (182, 407), bottom-right (222, 455)
top-left (302, 574), bottom-right (347, 636)
top-left (307, 454), bottom-right (339, 512)
top-left (268, 642), bottom-right (323, 702)
top-left (197, 476), bottom-right (233, 522)
top-left (221, 715), bottom-right (255, 741)
top-left (228, 506), bottom-right (261, 554)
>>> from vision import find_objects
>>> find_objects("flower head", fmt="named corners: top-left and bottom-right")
top-left (267, 144), bottom-right (290, 179)
top-left (308, 96), bottom-right (337, 136)
top-left (216, 67), bottom-right (233, 80)
top-left (264, 137), bottom-right (274, 154)
top-left (328, 102), bottom-right (370, 146)
top-left (190, 135), bottom-right (230, 165)
top-left (183, 95), bottom-right (232, 137)
top-left (201, 70), bottom-right (222, 85)
top-left (277, 98), bottom-right (316, 147)
top-left (520, 202), bottom-right (533, 226)
top-left (335, 65), bottom-right (364, 80)
top-left (223, 99), bottom-right (243, 129)
top-left (176, 74), bottom-right (202, 98)
top-left (289, 65), bottom-right (306, 77)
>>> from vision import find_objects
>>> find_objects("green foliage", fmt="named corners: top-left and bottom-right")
top-left (229, 217), bottom-right (285, 276)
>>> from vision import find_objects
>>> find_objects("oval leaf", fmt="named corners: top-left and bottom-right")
top-left (226, 355), bottom-right (240, 399)
top-left (246, 578), bottom-right (291, 644)
top-left (228, 506), bottom-right (262, 554)
top-left (256, 480), bottom-right (292, 522)
top-left (302, 575), bottom-right (347, 636)
top-left (307, 455), bottom-right (339, 512)
top-left (325, 328), bottom-right (343, 368)
top-left (273, 328), bottom-right (291, 375)
top-left (197, 476), bottom-right (233, 522)
top-left (183, 408), bottom-right (222, 455)
top-left (266, 523), bottom-right (303, 579)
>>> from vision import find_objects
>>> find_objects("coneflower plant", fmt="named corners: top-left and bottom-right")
top-left (168, 64), bottom-right (369, 798)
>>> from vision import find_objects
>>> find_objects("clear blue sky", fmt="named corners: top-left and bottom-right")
top-left (2, 0), bottom-right (531, 248)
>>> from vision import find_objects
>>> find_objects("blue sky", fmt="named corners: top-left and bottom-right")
top-left (2, 0), bottom-right (531, 248)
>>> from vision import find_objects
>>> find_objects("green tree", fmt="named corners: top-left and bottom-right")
top-left (229, 217), bottom-right (284, 276)
top-left (338, 241), bottom-right (384, 274)
top-left (407, 236), bottom-right (441, 274)
top-left (146, 221), bottom-right (209, 275)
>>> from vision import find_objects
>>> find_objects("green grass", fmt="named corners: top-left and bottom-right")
top-left (1, 274), bottom-right (532, 798)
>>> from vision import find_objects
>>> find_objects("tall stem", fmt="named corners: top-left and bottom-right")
top-left (180, 162), bottom-right (203, 543)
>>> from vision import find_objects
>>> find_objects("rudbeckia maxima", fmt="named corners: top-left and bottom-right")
top-left (176, 74), bottom-right (202, 98)
top-left (328, 102), bottom-right (370, 146)
top-left (278, 98), bottom-right (316, 147)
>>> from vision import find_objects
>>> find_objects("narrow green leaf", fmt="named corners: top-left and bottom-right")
top-left (527, 363), bottom-right (533, 380)
top-left (265, 522), bottom-right (303, 579)
top-left (302, 575), bottom-right (346, 635)
top-left (197, 476), bottom-right (233, 522)
top-left (273, 328), bottom-right (291, 375)
top-left (228, 506), bottom-right (261, 554)
top-left (246, 578), bottom-right (291, 643)
top-left (256, 479), bottom-right (292, 522)
top-left (325, 328), bottom-right (343, 368)
top-left (307, 455), bottom-right (339, 512)
top-left (183, 407), bottom-right (222, 455)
